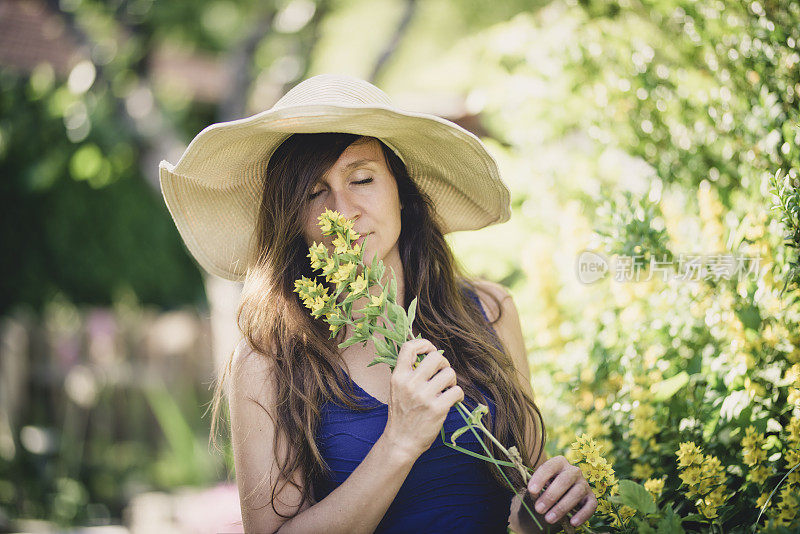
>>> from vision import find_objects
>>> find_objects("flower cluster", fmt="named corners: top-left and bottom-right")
top-left (570, 433), bottom-right (634, 528)
top-left (676, 442), bottom-right (728, 519)
top-left (628, 387), bottom-right (659, 468)
top-left (741, 426), bottom-right (770, 485)
top-left (293, 278), bottom-right (331, 318)
top-left (767, 415), bottom-right (800, 526)
top-left (294, 208), bottom-right (376, 337)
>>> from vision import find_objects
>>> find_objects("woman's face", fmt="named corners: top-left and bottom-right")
top-left (302, 137), bottom-right (403, 272)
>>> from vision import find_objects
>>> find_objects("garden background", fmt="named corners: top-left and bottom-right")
top-left (1, 0), bottom-right (799, 531)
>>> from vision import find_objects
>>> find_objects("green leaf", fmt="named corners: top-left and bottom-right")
top-left (388, 273), bottom-right (397, 302)
top-left (450, 425), bottom-right (471, 445)
top-left (386, 301), bottom-right (401, 324)
top-left (633, 519), bottom-right (656, 534)
top-left (338, 335), bottom-right (364, 350)
top-left (407, 297), bottom-right (417, 330)
top-left (616, 479), bottom-right (656, 515)
top-left (651, 371), bottom-right (689, 401)
top-left (373, 325), bottom-right (405, 345)
top-left (467, 404), bottom-right (489, 425)
top-left (735, 303), bottom-right (761, 331)
top-left (367, 355), bottom-right (397, 368)
top-left (656, 506), bottom-right (685, 533)
top-left (393, 302), bottom-right (408, 336)
top-left (373, 336), bottom-right (394, 358)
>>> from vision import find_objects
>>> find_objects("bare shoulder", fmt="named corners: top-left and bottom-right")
top-left (469, 278), bottom-right (530, 389)
top-left (229, 337), bottom-right (275, 401)
top-left (228, 336), bottom-right (313, 530)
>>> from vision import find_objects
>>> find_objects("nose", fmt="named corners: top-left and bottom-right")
top-left (326, 189), bottom-right (360, 222)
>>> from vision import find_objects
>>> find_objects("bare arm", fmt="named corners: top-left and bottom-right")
top-left (278, 433), bottom-right (415, 533)
top-left (229, 338), bottom-right (420, 534)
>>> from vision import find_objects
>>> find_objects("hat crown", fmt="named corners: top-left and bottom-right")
top-left (272, 73), bottom-right (393, 110)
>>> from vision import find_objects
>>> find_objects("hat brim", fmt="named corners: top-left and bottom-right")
top-left (159, 103), bottom-right (511, 282)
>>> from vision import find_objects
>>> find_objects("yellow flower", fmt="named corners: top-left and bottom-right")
top-left (318, 208), bottom-right (348, 235)
top-left (677, 442), bottom-right (704, 467)
top-left (750, 464), bottom-right (771, 485)
top-left (333, 235), bottom-right (349, 255)
top-left (369, 293), bottom-right (384, 308)
top-left (309, 294), bottom-right (328, 314)
top-left (786, 363), bottom-right (800, 385)
top-left (742, 425), bottom-right (767, 467)
top-left (293, 276), bottom-right (313, 296)
top-left (330, 261), bottom-right (356, 285)
top-left (307, 242), bottom-right (328, 269)
top-left (644, 476), bottom-right (666, 498)
top-left (757, 492), bottom-right (770, 509)
top-left (570, 434), bottom-right (618, 501)
top-left (631, 418), bottom-right (659, 440)
top-left (785, 448), bottom-right (800, 467)
top-left (632, 462), bottom-right (654, 480)
top-left (679, 465), bottom-right (702, 486)
top-left (318, 215), bottom-right (333, 235)
top-left (699, 485), bottom-right (727, 519)
top-left (349, 275), bottom-right (368, 295)
top-left (609, 504), bottom-right (636, 528)
top-left (701, 454), bottom-right (724, 480)
top-left (321, 257), bottom-right (337, 277)
top-left (787, 416), bottom-right (800, 447)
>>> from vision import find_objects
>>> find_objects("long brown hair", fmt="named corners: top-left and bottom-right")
top-left (208, 132), bottom-right (546, 519)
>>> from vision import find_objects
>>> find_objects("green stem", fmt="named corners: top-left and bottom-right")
top-left (754, 457), bottom-right (800, 529)
top-left (450, 401), bottom-right (543, 530)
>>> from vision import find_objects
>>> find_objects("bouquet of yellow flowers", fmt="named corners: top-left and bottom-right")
top-left (294, 209), bottom-right (545, 530)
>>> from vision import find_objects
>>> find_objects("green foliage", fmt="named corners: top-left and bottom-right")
top-left (0, 71), bottom-right (205, 318)
top-left (595, 190), bottom-right (674, 268)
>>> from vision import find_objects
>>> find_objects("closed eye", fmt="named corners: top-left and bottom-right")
top-left (308, 178), bottom-right (373, 200)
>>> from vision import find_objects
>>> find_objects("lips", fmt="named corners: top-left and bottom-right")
top-left (355, 232), bottom-right (371, 245)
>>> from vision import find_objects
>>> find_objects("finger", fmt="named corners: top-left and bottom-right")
top-left (541, 480), bottom-right (589, 525)
top-left (426, 366), bottom-right (457, 395)
top-left (434, 384), bottom-right (464, 410)
top-left (412, 347), bottom-right (446, 381)
top-left (395, 339), bottom-right (436, 375)
top-left (527, 456), bottom-right (567, 494)
top-left (568, 489), bottom-right (598, 527)
top-left (534, 465), bottom-right (581, 516)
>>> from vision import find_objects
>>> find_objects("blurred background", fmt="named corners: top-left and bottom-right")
top-left (1, 0), bottom-right (799, 531)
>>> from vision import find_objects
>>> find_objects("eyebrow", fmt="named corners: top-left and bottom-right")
top-left (316, 158), bottom-right (378, 185)
top-left (342, 158), bottom-right (378, 171)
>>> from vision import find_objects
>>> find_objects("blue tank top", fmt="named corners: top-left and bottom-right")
top-left (312, 286), bottom-right (515, 533)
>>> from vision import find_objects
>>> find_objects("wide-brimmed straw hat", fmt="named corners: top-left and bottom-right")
top-left (158, 73), bottom-right (511, 282)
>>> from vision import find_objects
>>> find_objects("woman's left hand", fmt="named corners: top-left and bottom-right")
top-left (525, 455), bottom-right (598, 529)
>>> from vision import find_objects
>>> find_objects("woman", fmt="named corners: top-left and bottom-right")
top-left (159, 74), bottom-right (597, 533)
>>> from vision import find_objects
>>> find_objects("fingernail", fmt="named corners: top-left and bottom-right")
top-left (545, 512), bottom-right (556, 523)
top-left (535, 501), bottom-right (545, 513)
top-left (529, 483), bottom-right (539, 494)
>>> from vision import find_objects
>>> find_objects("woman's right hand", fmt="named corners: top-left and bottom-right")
top-left (382, 338), bottom-right (465, 460)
